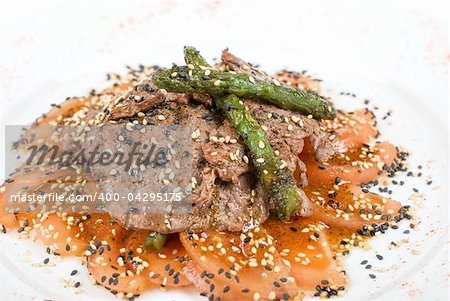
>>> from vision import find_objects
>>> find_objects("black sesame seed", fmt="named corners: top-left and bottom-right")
top-left (369, 274), bottom-right (376, 279)
top-left (334, 177), bottom-right (341, 185)
top-left (70, 270), bottom-right (78, 276)
top-left (376, 254), bottom-right (384, 260)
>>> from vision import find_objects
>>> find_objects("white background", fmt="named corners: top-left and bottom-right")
top-left (0, 1), bottom-right (448, 300)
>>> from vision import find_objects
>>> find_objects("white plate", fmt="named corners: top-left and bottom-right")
top-left (0, 1), bottom-right (447, 300)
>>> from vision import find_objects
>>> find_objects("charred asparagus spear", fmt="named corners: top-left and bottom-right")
top-left (153, 65), bottom-right (335, 120)
top-left (215, 94), bottom-right (303, 220)
top-left (144, 231), bottom-right (167, 252)
top-left (184, 46), bottom-right (209, 67)
top-left (182, 46), bottom-right (304, 220)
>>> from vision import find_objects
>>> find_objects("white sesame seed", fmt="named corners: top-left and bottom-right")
top-left (253, 292), bottom-right (261, 301)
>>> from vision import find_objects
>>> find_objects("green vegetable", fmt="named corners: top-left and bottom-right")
top-left (215, 94), bottom-right (303, 220)
top-left (152, 65), bottom-right (335, 120)
top-left (144, 232), bottom-right (167, 252)
top-left (183, 46), bottom-right (209, 67)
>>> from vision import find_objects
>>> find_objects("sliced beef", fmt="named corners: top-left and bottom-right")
top-left (104, 80), bottom-right (212, 121)
top-left (94, 93), bottom-right (334, 232)
top-left (16, 52), bottom-right (336, 233)
top-left (111, 173), bottom-right (268, 233)
top-left (91, 51), bottom-right (336, 232)
top-left (220, 48), bottom-right (271, 81)
top-left (103, 80), bottom-right (187, 121)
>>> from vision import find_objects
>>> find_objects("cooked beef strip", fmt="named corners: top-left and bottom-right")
top-left (220, 48), bottom-right (271, 81)
top-left (95, 91), bottom-right (335, 232)
top-left (103, 80), bottom-right (212, 121)
top-left (112, 173), bottom-right (268, 233)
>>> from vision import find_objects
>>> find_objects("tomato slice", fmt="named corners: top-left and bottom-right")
top-left (304, 183), bottom-right (401, 231)
top-left (0, 165), bottom-right (99, 230)
top-left (125, 231), bottom-right (191, 287)
top-left (263, 218), bottom-right (346, 291)
top-left (34, 213), bottom-right (125, 256)
top-left (0, 185), bottom-right (21, 229)
top-left (34, 214), bottom-right (89, 256)
top-left (180, 228), bottom-right (298, 301)
top-left (87, 237), bottom-right (154, 295)
top-left (301, 141), bottom-right (398, 187)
